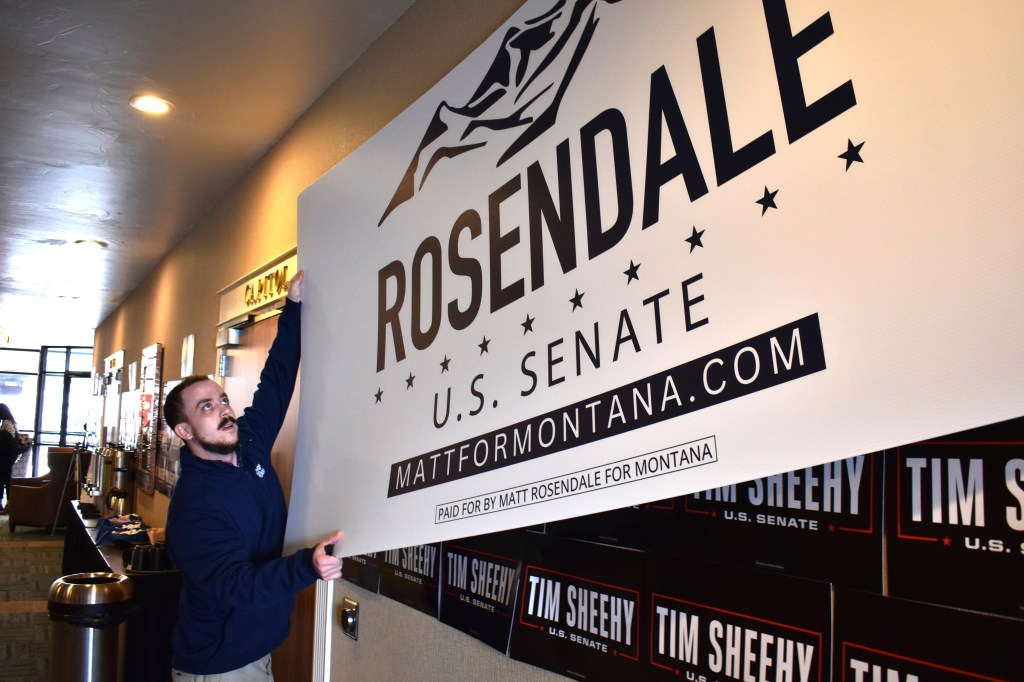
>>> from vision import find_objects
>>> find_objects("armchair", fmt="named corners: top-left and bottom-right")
top-left (8, 447), bottom-right (79, 532)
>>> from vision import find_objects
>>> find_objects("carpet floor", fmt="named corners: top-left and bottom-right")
top-left (0, 515), bottom-right (65, 682)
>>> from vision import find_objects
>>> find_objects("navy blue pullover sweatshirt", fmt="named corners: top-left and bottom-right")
top-left (166, 298), bottom-right (317, 674)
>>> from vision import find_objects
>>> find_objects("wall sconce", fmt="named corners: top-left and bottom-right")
top-left (217, 351), bottom-right (231, 378)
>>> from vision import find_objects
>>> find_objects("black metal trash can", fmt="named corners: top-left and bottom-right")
top-left (48, 573), bottom-right (135, 682)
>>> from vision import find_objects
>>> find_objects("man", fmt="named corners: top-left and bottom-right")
top-left (165, 269), bottom-right (342, 680)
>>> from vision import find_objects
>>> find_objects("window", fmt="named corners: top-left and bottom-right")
top-left (0, 345), bottom-right (93, 476)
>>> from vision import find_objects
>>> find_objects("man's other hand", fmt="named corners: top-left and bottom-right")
top-left (313, 530), bottom-right (343, 581)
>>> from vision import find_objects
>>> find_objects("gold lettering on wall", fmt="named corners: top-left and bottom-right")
top-left (244, 265), bottom-right (290, 309)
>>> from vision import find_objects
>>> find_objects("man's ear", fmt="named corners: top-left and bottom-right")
top-left (173, 423), bottom-right (193, 441)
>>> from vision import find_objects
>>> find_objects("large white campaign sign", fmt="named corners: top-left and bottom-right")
top-left (288, 0), bottom-right (1024, 556)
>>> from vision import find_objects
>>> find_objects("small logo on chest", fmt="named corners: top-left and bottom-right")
top-left (255, 463), bottom-right (266, 479)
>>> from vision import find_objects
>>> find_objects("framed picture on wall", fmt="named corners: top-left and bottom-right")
top-left (137, 343), bottom-right (164, 495)
top-left (180, 334), bottom-right (195, 377)
top-left (156, 379), bottom-right (182, 497)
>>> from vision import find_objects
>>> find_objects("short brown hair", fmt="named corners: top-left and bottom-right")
top-left (164, 375), bottom-right (216, 430)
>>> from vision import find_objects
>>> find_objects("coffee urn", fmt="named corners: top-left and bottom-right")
top-left (105, 447), bottom-right (135, 516)
top-left (86, 446), bottom-right (113, 509)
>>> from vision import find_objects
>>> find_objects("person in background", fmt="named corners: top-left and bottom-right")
top-left (0, 402), bottom-right (21, 513)
top-left (164, 270), bottom-right (343, 681)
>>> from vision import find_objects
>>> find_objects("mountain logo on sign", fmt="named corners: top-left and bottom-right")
top-left (378, 0), bottom-right (622, 226)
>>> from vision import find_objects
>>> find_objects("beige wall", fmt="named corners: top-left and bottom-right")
top-left (91, 0), bottom-right (579, 679)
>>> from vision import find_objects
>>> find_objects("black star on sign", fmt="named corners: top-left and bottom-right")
top-left (624, 261), bottom-right (640, 284)
top-left (374, 388), bottom-right (383, 404)
top-left (440, 355), bottom-right (451, 373)
top-left (479, 336), bottom-right (491, 355)
top-left (522, 314), bottom-right (535, 334)
top-left (839, 139), bottom-right (865, 171)
top-left (405, 373), bottom-right (415, 389)
top-left (756, 186), bottom-right (779, 215)
top-left (685, 226), bottom-right (705, 252)
top-left (570, 289), bottom-right (585, 311)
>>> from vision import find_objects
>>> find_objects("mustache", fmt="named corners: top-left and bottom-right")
top-left (218, 416), bottom-right (237, 429)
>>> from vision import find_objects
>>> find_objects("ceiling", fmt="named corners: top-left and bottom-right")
top-left (0, 0), bottom-right (414, 348)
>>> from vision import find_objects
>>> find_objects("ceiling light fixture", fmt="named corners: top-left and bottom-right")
top-left (129, 95), bottom-right (173, 115)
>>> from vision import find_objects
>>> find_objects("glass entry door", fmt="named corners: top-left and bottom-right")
top-left (32, 346), bottom-right (93, 475)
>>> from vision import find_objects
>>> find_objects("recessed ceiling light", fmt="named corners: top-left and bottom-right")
top-left (129, 95), bottom-right (172, 115)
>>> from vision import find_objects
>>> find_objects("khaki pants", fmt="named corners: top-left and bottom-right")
top-left (172, 653), bottom-right (273, 681)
